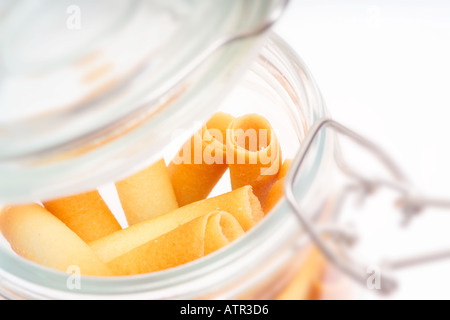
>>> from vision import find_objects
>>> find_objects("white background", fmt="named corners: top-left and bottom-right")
top-left (274, 0), bottom-right (450, 300)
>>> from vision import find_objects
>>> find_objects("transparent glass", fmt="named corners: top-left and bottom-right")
top-left (0, 33), bottom-right (334, 299)
top-left (0, 0), bottom-right (285, 204)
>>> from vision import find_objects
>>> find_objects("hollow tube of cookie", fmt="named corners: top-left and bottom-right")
top-left (108, 211), bottom-right (244, 275)
top-left (0, 204), bottom-right (113, 276)
top-left (168, 112), bottom-right (235, 206)
top-left (89, 186), bottom-right (263, 263)
top-left (43, 190), bottom-right (122, 242)
top-left (264, 158), bottom-right (292, 214)
top-left (226, 114), bottom-right (282, 207)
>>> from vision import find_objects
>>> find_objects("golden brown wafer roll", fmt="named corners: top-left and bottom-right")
top-left (226, 114), bottom-right (282, 207)
top-left (43, 190), bottom-right (121, 243)
top-left (0, 204), bottom-right (113, 276)
top-left (264, 179), bottom-right (284, 214)
top-left (168, 112), bottom-right (235, 206)
top-left (278, 158), bottom-right (292, 180)
top-left (203, 211), bottom-right (244, 255)
top-left (90, 186), bottom-right (263, 263)
top-left (115, 159), bottom-right (178, 226)
top-left (108, 211), bottom-right (244, 275)
top-left (264, 159), bottom-right (292, 214)
top-left (275, 247), bottom-right (326, 300)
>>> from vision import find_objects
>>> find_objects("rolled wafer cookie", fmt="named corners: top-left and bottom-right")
top-left (43, 190), bottom-right (122, 242)
top-left (168, 112), bottom-right (235, 206)
top-left (278, 158), bottom-right (292, 180)
top-left (115, 159), bottom-right (178, 226)
top-left (275, 247), bottom-right (326, 300)
top-left (0, 204), bottom-right (113, 276)
top-left (89, 186), bottom-right (263, 263)
top-left (226, 114), bottom-right (282, 207)
top-left (108, 211), bottom-right (244, 275)
top-left (264, 159), bottom-right (292, 214)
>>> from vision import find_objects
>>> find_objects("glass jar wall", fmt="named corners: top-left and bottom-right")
top-left (0, 33), bottom-right (334, 299)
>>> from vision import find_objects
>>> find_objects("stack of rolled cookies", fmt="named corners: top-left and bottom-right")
top-left (0, 111), bottom-right (293, 279)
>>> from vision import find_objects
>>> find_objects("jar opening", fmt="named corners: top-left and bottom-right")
top-left (0, 33), bottom-right (332, 300)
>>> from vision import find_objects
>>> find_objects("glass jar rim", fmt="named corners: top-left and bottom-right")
top-left (0, 0), bottom-right (288, 204)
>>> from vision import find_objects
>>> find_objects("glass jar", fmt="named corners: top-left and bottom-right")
top-left (0, 1), bottom-right (335, 299)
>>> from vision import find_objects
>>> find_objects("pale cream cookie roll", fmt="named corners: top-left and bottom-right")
top-left (0, 204), bottom-right (113, 276)
top-left (115, 159), bottom-right (178, 226)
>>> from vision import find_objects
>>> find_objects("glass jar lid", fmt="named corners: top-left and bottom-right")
top-left (0, 0), bottom-right (288, 203)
